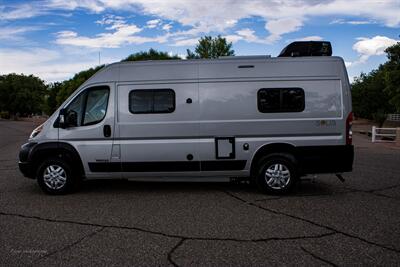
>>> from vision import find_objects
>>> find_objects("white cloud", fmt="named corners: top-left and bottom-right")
top-left (236, 28), bottom-right (261, 43)
top-left (0, 3), bottom-right (46, 20)
top-left (330, 19), bottom-right (374, 25)
top-left (265, 18), bottom-right (303, 43)
top-left (38, 0), bottom-right (400, 38)
top-left (146, 19), bottom-right (161, 28)
top-left (294, 36), bottom-right (324, 42)
top-left (224, 34), bottom-right (244, 44)
top-left (4, 0), bottom-right (400, 47)
top-left (347, 35), bottom-right (399, 67)
top-left (162, 23), bottom-right (172, 31)
top-left (55, 16), bottom-right (168, 48)
top-left (0, 48), bottom-right (113, 82)
top-left (0, 26), bottom-right (43, 41)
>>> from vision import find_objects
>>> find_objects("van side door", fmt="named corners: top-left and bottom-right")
top-left (116, 83), bottom-right (200, 177)
top-left (58, 83), bottom-right (119, 178)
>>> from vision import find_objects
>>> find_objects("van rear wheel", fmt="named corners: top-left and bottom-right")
top-left (255, 153), bottom-right (298, 194)
top-left (36, 158), bottom-right (78, 195)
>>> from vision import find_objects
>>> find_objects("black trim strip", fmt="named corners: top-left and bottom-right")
top-left (62, 133), bottom-right (341, 142)
top-left (88, 160), bottom-right (246, 172)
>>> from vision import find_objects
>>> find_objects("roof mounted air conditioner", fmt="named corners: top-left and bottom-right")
top-left (278, 41), bottom-right (332, 57)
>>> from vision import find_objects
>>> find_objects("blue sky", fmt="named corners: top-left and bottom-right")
top-left (0, 0), bottom-right (399, 82)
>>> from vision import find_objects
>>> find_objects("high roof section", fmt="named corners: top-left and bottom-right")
top-left (85, 41), bottom-right (343, 85)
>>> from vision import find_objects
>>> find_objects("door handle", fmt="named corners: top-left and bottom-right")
top-left (103, 125), bottom-right (111, 137)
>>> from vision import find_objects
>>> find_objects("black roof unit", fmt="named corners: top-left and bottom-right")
top-left (278, 41), bottom-right (332, 57)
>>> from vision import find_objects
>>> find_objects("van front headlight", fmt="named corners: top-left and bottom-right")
top-left (30, 124), bottom-right (44, 139)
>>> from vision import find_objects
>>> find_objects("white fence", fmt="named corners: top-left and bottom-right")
top-left (371, 126), bottom-right (397, 143)
top-left (387, 114), bottom-right (400, 121)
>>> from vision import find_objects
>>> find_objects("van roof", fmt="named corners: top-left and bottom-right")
top-left (85, 56), bottom-right (346, 85)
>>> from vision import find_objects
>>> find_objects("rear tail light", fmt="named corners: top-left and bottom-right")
top-left (346, 112), bottom-right (353, 145)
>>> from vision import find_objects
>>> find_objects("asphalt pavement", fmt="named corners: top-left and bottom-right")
top-left (1, 120), bottom-right (399, 266)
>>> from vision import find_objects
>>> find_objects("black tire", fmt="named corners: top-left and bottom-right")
top-left (254, 153), bottom-right (298, 194)
top-left (36, 158), bottom-right (80, 195)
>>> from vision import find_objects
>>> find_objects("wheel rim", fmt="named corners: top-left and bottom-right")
top-left (43, 165), bottom-right (67, 190)
top-left (264, 163), bottom-right (291, 190)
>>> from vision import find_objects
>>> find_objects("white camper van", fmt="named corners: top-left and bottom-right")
top-left (19, 41), bottom-right (354, 194)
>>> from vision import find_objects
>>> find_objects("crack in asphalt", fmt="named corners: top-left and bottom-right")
top-left (221, 190), bottom-right (400, 254)
top-left (301, 246), bottom-right (338, 267)
top-left (0, 211), bottom-right (336, 243)
top-left (29, 227), bottom-right (105, 266)
top-left (253, 187), bottom-right (400, 202)
top-left (252, 181), bottom-right (400, 203)
top-left (165, 233), bottom-right (341, 267)
top-left (167, 238), bottom-right (186, 267)
top-left (1, 211), bottom-right (340, 267)
top-left (368, 184), bottom-right (400, 193)
top-left (343, 186), bottom-right (400, 201)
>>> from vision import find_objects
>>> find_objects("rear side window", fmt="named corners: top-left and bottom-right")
top-left (258, 88), bottom-right (305, 113)
top-left (129, 89), bottom-right (175, 114)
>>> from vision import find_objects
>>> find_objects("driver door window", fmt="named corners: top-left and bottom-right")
top-left (65, 86), bottom-right (109, 127)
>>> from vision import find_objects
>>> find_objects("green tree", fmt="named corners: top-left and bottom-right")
top-left (187, 35), bottom-right (235, 59)
top-left (0, 73), bottom-right (46, 118)
top-left (43, 82), bottom-right (62, 115)
top-left (122, 48), bottom-right (181, 62)
top-left (382, 42), bottom-right (400, 111)
top-left (351, 42), bottom-right (400, 120)
top-left (56, 65), bottom-right (104, 106)
top-left (351, 70), bottom-right (393, 119)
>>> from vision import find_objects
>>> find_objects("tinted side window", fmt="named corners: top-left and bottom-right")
top-left (129, 89), bottom-right (175, 114)
top-left (258, 88), bottom-right (305, 113)
top-left (83, 88), bottom-right (109, 125)
top-left (65, 86), bottom-right (109, 127)
top-left (66, 92), bottom-right (86, 127)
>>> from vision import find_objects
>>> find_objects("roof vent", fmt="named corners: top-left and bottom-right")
top-left (278, 41), bottom-right (332, 57)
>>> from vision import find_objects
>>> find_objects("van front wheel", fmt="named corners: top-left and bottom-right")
top-left (36, 158), bottom-right (77, 194)
top-left (255, 153), bottom-right (298, 194)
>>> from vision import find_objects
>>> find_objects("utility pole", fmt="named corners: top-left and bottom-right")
top-left (98, 52), bottom-right (101, 65)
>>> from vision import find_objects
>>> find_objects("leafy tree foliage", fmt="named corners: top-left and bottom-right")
top-left (0, 73), bottom-right (46, 117)
top-left (382, 43), bottom-right (400, 111)
top-left (55, 65), bottom-right (105, 106)
top-left (122, 49), bottom-right (181, 61)
top-left (352, 42), bottom-right (400, 119)
top-left (187, 35), bottom-right (234, 59)
top-left (44, 82), bottom-right (62, 115)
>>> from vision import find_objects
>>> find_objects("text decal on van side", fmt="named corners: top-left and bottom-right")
top-left (315, 120), bottom-right (336, 127)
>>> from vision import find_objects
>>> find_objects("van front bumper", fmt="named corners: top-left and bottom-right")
top-left (18, 142), bottom-right (37, 179)
top-left (19, 161), bottom-right (35, 179)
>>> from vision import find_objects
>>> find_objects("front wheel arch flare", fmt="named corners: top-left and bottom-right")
top-left (29, 142), bottom-right (85, 178)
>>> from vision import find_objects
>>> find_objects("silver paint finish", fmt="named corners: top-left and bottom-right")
top-left (30, 56), bottom-right (352, 180)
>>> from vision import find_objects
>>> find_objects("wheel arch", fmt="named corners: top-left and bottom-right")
top-left (29, 142), bottom-right (85, 178)
top-left (250, 142), bottom-right (298, 177)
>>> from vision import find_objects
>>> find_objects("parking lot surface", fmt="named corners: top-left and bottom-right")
top-left (1, 120), bottom-right (400, 266)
